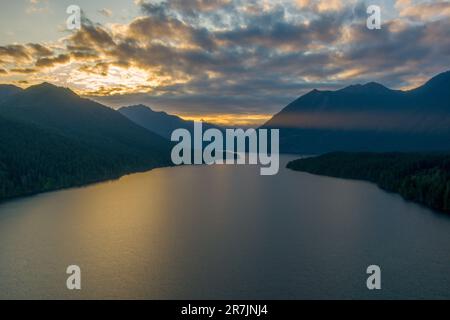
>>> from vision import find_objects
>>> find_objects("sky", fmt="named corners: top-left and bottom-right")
top-left (0, 0), bottom-right (449, 126)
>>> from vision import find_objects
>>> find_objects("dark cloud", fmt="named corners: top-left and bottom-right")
top-left (27, 43), bottom-right (54, 58)
top-left (35, 54), bottom-right (71, 68)
top-left (69, 50), bottom-right (99, 60)
top-left (10, 68), bottom-right (36, 74)
top-left (69, 23), bottom-right (116, 49)
top-left (76, 0), bottom-right (450, 117)
top-left (2, 0), bottom-right (450, 123)
top-left (334, 18), bottom-right (450, 88)
top-left (0, 45), bottom-right (31, 61)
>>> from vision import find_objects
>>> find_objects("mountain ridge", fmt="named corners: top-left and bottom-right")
top-left (119, 104), bottom-right (221, 139)
top-left (263, 70), bottom-right (450, 154)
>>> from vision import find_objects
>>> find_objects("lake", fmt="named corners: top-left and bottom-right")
top-left (0, 155), bottom-right (449, 299)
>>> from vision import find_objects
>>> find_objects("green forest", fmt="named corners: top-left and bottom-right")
top-left (287, 152), bottom-right (450, 213)
top-left (0, 83), bottom-right (174, 202)
top-left (0, 115), bottom-right (172, 202)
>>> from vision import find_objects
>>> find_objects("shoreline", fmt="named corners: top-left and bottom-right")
top-left (287, 152), bottom-right (450, 214)
top-left (0, 162), bottom-right (176, 206)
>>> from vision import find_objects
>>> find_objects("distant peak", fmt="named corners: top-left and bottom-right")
top-left (25, 82), bottom-right (78, 97)
top-left (339, 81), bottom-right (390, 93)
top-left (41, 82), bottom-right (55, 87)
top-left (120, 104), bottom-right (159, 114)
top-left (305, 88), bottom-right (323, 96)
top-left (127, 104), bottom-right (154, 111)
top-left (29, 82), bottom-right (61, 90)
top-left (364, 81), bottom-right (386, 88)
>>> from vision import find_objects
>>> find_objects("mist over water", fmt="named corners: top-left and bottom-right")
top-left (0, 155), bottom-right (449, 299)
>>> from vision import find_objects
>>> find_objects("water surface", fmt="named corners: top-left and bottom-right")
top-left (0, 155), bottom-right (449, 299)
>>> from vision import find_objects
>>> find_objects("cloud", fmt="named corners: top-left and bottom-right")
top-left (10, 68), bottom-right (36, 74)
top-left (27, 43), bottom-right (54, 57)
top-left (398, 1), bottom-right (450, 21)
top-left (98, 8), bottom-right (113, 17)
top-left (296, 0), bottom-right (346, 12)
top-left (69, 23), bottom-right (116, 49)
top-left (26, 0), bottom-right (50, 14)
top-left (35, 54), bottom-right (71, 68)
top-left (1, 0), bottom-right (449, 125)
top-left (0, 45), bottom-right (31, 61)
top-left (78, 62), bottom-right (110, 76)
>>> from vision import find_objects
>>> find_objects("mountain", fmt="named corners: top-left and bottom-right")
top-left (119, 104), bottom-right (221, 139)
top-left (0, 84), bottom-right (22, 102)
top-left (263, 71), bottom-right (450, 154)
top-left (0, 83), bottom-right (173, 201)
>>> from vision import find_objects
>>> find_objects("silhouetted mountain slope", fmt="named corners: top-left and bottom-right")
top-left (0, 83), bottom-right (173, 201)
top-left (0, 84), bottom-right (22, 102)
top-left (119, 104), bottom-right (221, 139)
top-left (264, 71), bottom-right (450, 153)
top-left (0, 83), bottom-right (172, 161)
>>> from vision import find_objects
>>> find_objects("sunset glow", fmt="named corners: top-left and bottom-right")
top-left (180, 114), bottom-right (273, 127)
top-left (1, 0), bottom-right (450, 125)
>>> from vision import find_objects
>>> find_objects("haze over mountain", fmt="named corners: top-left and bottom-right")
top-left (119, 104), bottom-right (222, 139)
top-left (0, 83), bottom-right (173, 201)
top-left (264, 71), bottom-right (450, 154)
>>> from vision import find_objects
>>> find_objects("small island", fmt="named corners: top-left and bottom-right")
top-left (287, 152), bottom-right (450, 213)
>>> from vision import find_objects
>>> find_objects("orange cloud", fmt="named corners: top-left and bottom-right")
top-left (398, 1), bottom-right (450, 20)
top-left (296, 0), bottom-right (345, 12)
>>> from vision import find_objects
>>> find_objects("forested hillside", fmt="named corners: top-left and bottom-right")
top-left (0, 83), bottom-right (173, 202)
